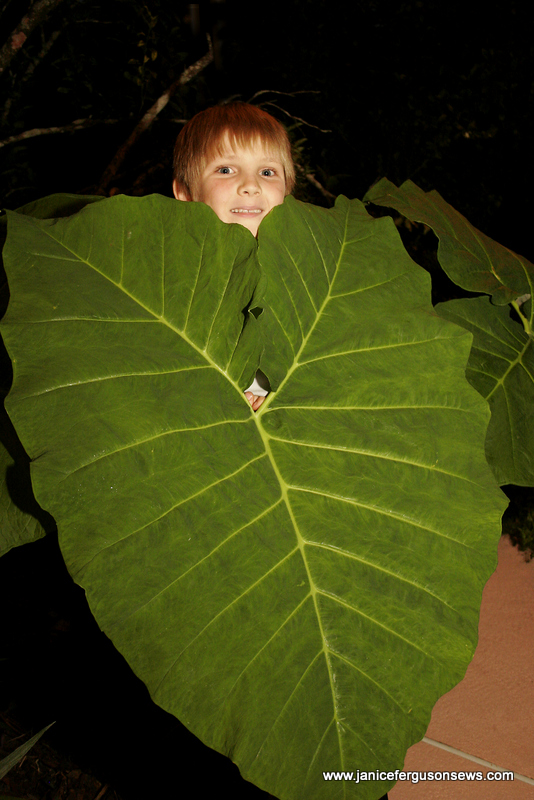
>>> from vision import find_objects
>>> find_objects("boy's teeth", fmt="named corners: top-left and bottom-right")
top-left (231, 208), bottom-right (261, 214)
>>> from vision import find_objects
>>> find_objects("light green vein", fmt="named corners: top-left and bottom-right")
top-left (61, 416), bottom-right (252, 480)
top-left (278, 267), bottom-right (306, 341)
top-left (329, 648), bottom-right (407, 717)
top-left (183, 226), bottom-right (207, 333)
top-left (205, 249), bottom-right (241, 352)
top-left (469, 344), bottom-right (519, 364)
top-left (317, 588), bottom-right (446, 660)
top-left (269, 303), bottom-right (296, 358)
top-left (267, 435), bottom-right (481, 486)
top-left (335, 715), bottom-right (381, 762)
top-left (266, 403), bottom-right (479, 414)
top-left (310, 543), bottom-right (458, 614)
top-left (449, 316), bottom-right (524, 354)
top-left (106, 498), bottom-right (286, 629)
top-left (18, 364), bottom-right (213, 400)
top-left (302, 214), bottom-right (331, 287)
top-left (228, 606), bottom-right (321, 759)
top-left (281, 241), bottom-right (318, 314)
top-left (8, 318), bottom-right (161, 324)
top-left (119, 213), bottom-right (124, 284)
top-left (330, 270), bottom-right (412, 300)
top-left (251, 650), bottom-right (326, 778)
top-left (30, 253), bottom-right (86, 262)
top-left (496, 313), bottom-right (531, 347)
top-left (343, 234), bottom-right (375, 247)
top-left (484, 335), bottom-right (532, 401)
top-left (159, 209), bottom-right (165, 318)
top-left (154, 543), bottom-right (302, 694)
top-left (290, 486), bottom-right (475, 550)
top-left (299, 336), bottom-right (457, 366)
top-left (88, 451), bottom-right (269, 556)
top-left (303, 717), bottom-right (336, 788)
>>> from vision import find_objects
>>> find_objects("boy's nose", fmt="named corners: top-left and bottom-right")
top-left (238, 173), bottom-right (261, 195)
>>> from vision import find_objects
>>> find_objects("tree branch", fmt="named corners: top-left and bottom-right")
top-left (0, 0), bottom-right (68, 75)
top-left (305, 172), bottom-right (336, 201)
top-left (2, 28), bottom-right (62, 124)
top-left (0, 118), bottom-right (119, 148)
top-left (23, 26), bottom-right (62, 79)
top-left (258, 101), bottom-right (332, 134)
top-left (97, 40), bottom-right (213, 194)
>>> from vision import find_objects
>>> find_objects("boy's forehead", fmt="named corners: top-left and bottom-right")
top-left (206, 132), bottom-right (282, 162)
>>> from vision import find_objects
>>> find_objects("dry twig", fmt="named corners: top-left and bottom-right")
top-left (0, 0), bottom-right (67, 75)
top-left (259, 101), bottom-right (332, 134)
top-left (92, 783), bottom-right (110, 800)
top-left (305, 171), bottom-right (336, 201)
top-left (2, 28), bottom-right (62, 124)
top-left (97, 39), bottom-right (213, 194)
top-left (248, 89), bottom-right (321, 101)
top-left (23, 27), bottom-right (62, 80)
top-left (0, 118), bottom-right (119, 148)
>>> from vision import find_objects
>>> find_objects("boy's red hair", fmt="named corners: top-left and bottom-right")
top-left (173, 102), bottom-right (295, 198)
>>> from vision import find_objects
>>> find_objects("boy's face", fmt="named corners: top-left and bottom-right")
top-left (173, 136), bottom-right (286, 237)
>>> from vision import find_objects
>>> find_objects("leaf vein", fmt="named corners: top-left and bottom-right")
top-left (60, 417), bottom-right (252, 479)
top-left (291, 487), bottom-right (475, 549)
top-left (18, 364), bottom-right (213, 399)
top-left (268, 435), bottom-right (481, 486)
top-left (317, 587), bottom-right (448, 657)
top-left (105, 499), bottom-right (286, 627)
top-left (153, 544), bottom-right (301, 693)
top-left (250, 647), bottom-right (323, 767)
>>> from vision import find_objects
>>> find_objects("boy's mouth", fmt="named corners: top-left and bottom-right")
top-left (230, 208), bottom-right (262, 214)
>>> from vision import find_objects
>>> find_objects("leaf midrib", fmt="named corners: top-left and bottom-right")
top-left (254, 206), bottom-right (353, 770)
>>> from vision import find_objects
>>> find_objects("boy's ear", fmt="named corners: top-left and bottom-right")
top-left (173, 179), bottom-right (192, 201)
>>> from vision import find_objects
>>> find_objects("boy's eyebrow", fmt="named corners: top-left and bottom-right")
top-left (210, 153), bottom-right (284, 165)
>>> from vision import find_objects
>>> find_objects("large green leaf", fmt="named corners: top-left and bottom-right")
top-left (436, 297), bottom-right (534, 486)
top-left (1, 194), bottom-right (505, 800)
top-left (365, 178), bottom-right (534, 306)
top-left (0, 192), bottom-right (126, 556)
top-left (364, 178), bottom-right (534, 486)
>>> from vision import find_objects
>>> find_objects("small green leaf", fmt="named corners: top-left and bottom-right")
top-left (0, 403), bottom-right (53, 558)
top-left (0, 437), bottom-right (47, 558)
top-left (0, 723), bottom-right (54, 780)
top-left (437, 297), bottom-right (534, 486)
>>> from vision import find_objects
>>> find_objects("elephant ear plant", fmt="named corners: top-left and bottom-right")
top-left (0, 193), bottom-right (506, 800)
top-left (366, 178), bottom-right (534, 488)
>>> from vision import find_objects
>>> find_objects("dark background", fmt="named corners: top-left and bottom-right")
top-left (0, 2), bottom-right (532, 798)
top-left (1, 1), bottom-right (533, 254)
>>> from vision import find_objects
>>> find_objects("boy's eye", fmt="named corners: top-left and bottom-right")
top-left (260, 169), bottom-right (275, 177)
top-left (217, 166), bottom-right (234, 174)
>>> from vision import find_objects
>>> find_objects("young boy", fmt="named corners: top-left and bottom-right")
top-left (172, 102), bottom-right (296, 410)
